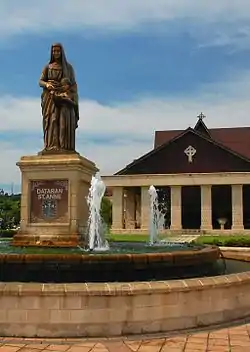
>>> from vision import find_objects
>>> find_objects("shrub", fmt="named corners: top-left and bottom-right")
top-left (0, 229), bottom-right (17, 238)
top-left (194, 236), bottom-right (250, 247)
top-left (101, 197), bottom-right (112, 229)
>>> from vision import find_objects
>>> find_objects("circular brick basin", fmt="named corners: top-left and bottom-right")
top-left (0, 247), bottom-right (249, 338)
top-left (0, 244), bottom-right (220, 282)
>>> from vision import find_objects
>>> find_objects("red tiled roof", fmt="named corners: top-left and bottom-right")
top-left (155, 127), bottom-right (250, 160)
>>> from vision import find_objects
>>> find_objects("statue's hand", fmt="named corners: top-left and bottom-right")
top-left (46, 82), bottom-right (54, 90)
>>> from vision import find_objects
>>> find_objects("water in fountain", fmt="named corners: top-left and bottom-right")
top-left (148, 185), bottom-right (165, 245)
top-left (86, 174), bottom-right (109, 251)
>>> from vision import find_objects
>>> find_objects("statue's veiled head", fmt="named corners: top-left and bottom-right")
top-left (50, 43), bottom-right (67, 63)
top-left (52, 45), bottom-right (61, 61)
top-left (49, 43), bottom-right (70, 78)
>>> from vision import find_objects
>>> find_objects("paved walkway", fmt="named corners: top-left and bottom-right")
top-left (167, 235), bottom-right (200, 243)
top-left (0, 321), bottom-right (250, 351)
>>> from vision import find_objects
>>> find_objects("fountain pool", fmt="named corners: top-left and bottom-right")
top-left (0, 181), bottom-right (250, 338)
top-left (0, 246), bottom-right (249, 338)
top-left (0, 180), bottom-right (222, 283)
top-left (0, 239), bottom-right (221, 282)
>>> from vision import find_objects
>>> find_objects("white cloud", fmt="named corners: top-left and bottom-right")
top-left (1, 1), bottom-right (250, 39)
top-left (2, 69), bottom-right (250, 185)
top-left (0, 1), bottom-right (250, 52)
top-left (195, 24), bottom-right (250, 52)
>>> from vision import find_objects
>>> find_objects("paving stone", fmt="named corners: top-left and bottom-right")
top-left (0, 322), bottom-right (249, 351)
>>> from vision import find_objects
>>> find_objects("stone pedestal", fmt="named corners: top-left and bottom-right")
top-left (12, 153), bottom-right (98, 247)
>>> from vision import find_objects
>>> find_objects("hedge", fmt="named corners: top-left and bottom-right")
top-left (0, 229), bottom-right (17, 238)
top-left (193, 235), bottom-right (250, 247)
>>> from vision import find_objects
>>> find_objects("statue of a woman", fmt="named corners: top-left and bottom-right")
top-left (39, 43), bottom-right (79, 153)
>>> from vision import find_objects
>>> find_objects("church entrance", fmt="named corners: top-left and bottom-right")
top-left (181, 186), bottom-right (201, 229)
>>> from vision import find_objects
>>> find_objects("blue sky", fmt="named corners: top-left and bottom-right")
top-left (1, 1), bottom-right (250, 192)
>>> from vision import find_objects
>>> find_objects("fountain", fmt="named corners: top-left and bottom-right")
top-left (0, 182), bottom-right (220, 283)
top-left (148, 185), bottom-right (165, 245)
top-left (86, 174), bottom-right (109, 251)
top-left (0, 177), bottom-right (248, 340)
top-left (1, 43), bottom-right (250, 340)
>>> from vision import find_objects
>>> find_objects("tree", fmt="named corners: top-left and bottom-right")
top-left (0, 193), bottom-right (20, 229)
top-left (101, 197), bottom-right (112, 229)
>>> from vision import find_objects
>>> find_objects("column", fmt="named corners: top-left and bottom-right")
top-left (140, 186), bottom-right (149, 231)
top-left (200, 185), bottom-right (212, 230)
top-left (135, 193), bottom-right (141, 228)
top-left (170, 186), bottom-right (182, 230)
top-left (125, 189), bottom-right (136, 229)
top-left (232, 184), bottom-right (244, 230)
top-left (111, 186), bottom-right (124, 231)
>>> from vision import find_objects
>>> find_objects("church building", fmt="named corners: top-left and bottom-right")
top-left (102, 114), bottom-right (250, 233)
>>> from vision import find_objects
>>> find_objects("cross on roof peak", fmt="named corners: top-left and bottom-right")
top-left (197, 112), bottom-right (206, 120)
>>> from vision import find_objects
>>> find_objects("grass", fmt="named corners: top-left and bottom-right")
top-left (106, 234), bottom-right (149, 242)
top-left (106, 234), bottom-right (173, 242)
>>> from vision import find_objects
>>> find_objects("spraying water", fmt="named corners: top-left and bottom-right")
top-left (148, 185), bottom-right (165, 245)
top-left (86, 175), bottom-right (109, 251)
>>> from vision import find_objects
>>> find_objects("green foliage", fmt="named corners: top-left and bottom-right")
top-left (0, 229), bottom-right (17, 238)
top-left (100, 197), bottom-right (112, 229)
top-left (0, 193), bottom-right (20, 230)
top-left (193, 235), bottom-right (250, 247)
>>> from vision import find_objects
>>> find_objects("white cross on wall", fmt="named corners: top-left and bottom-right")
top-left (184, 145), bottom-right (196, 163)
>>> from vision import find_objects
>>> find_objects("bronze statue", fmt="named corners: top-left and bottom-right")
top-left (39, 43), bottom-right (79, 153)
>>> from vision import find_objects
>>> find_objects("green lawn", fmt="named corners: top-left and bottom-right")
top-left (107, 233), bottom-right (171, 242)
top-left (107, 233), bottom-right (250, 247)
top-left (107, 234), bottom-right (149, 242)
